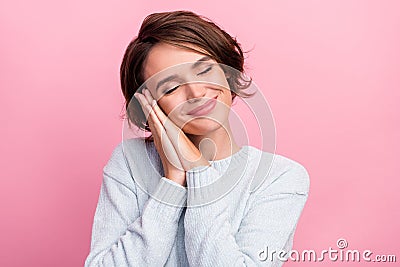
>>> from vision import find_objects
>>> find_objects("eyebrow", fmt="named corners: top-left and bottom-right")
top-left (155, 56), bottom-right (211, 91)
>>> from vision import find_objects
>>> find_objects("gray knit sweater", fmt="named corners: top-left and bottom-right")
top-left (84, 138), bottom-right (310, 266)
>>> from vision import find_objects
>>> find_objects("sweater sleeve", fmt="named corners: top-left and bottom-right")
top-left (183, 162), bottom-right (310, 267)
top-left (84, 143), bottom-right (187, 267)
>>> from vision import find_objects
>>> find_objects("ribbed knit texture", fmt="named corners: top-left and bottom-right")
top-left (84, 138), bottom-right (310, 267)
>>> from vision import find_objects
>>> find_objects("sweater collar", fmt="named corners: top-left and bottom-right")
top-left (208, 145), bottom-right (251, 174)
top-left (144, 139), bottom-right (252, 175)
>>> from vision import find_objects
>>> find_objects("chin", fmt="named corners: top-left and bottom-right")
top-left (181, 117), bottom-right (223, 136)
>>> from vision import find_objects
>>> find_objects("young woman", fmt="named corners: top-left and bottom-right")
top-left (85, 10), bottom-right (310, 267)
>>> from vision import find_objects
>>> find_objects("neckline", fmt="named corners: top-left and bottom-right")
top-left (207, 145), bottom-right (249, 162)
top-left (208, 145), bottom-right (251, 173)
top-left (144, 138), bottom-right (252, 174)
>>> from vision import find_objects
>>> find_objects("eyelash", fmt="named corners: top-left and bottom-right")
top-left (198, 66), bottom-right (212, 75)
top-left (164, 85), bottom-right (180, 95)
top-left (163, 66), bottom-right (213, 95)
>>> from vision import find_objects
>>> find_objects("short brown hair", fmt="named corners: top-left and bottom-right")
top-left (120, 10), bottom-right (254, 132)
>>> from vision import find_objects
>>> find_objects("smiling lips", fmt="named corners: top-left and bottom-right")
top-left (187, 96), bottom-right (218, 116)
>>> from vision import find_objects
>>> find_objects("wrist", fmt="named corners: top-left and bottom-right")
top-left (165, 171), bottom-right (186, 187)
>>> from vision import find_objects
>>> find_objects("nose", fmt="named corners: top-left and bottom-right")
top-left (184, 82), bottom-right (206, 103)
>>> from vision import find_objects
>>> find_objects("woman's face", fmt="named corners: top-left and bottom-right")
top-left (142, 42), bottom-right (233, 135)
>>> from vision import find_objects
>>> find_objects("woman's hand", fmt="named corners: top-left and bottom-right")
top-left (134, 90), bottom-right (186, 186)
top-left (134, 89), bottom-right (210, 184)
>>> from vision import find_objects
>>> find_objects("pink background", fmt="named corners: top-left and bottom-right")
top-left (1, 1), bottom-right (399, 266)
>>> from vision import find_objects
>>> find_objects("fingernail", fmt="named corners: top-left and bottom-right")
top-left (134, 93), bottom-right (139, 98)
top-left (152, 99), bottom-right (157, 106)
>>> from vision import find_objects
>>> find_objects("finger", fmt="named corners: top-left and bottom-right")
top-left (145, 101), bottom-right (184, 172)
top-left (147, 100), bottom-right (165, 136)
top-left (159, 126), bottom-right (184, 172)
top-left (149, 99), bottom-right (184, 146)
top-left (134, 92), bottom-right (151, 119)
top-left (137, 91), bottom-right (186, 172)
top-left (134, 92), bottom-right (146, 112)
top-left (142, 88), bottom-right (178, 133)
top-left (136, 91), bottom-right (166, 138)
top-left (143, 88), bottom-right (155, 106)
top-left (149, 99), bottom-right (197, 163)
top-left (137, 93), bottom-right (160, 137)
top-left (150, 99), bottom-right (180, 132)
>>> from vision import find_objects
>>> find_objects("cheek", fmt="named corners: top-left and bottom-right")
top-left (158, 99), bottom-right (187, 129)
top-left (158, 98), bottom-right (182, 117)
top-left (219, 89), bottom-right (233, 106)
top-left (157, 101), bottom-right (172, 115)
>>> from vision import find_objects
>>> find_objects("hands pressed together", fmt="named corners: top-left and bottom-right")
top-left (134, 89), bottom-right (211, 187)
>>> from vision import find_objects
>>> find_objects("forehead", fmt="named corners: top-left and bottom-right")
top-left (143, 42), bottom-right (210, 81)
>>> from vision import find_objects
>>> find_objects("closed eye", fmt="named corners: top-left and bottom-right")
top-left (164, 85), bottom-right (180, 95)
top-left (163, 65), bottom-right (212, 94)
top-left (197, 66), bottom-right (212, 75)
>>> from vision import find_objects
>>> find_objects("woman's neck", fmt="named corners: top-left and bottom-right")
top-left (187, 122), bottom-right (241, 161)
